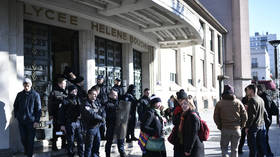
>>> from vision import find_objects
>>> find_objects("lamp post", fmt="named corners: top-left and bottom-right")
top-left (269, 40), bottom-right (280, 124)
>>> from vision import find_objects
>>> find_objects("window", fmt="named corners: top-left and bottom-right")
top-left (217, 35), bottom-right (222, 64)
top-left (169, 50), bottom-right (177, 83)
top-left (200, 21), bottom-right (205, 47)
top-left (252, 71), bottom-right (258, 80)
top-left (170, 73), bottom-right (176, 82)
top-left (210, 29), bottom-right (214, 51)
top-left (211, 63), bottom-right (215, 87)
top-left (200, 59), bottom-right (206, 87)
top-left (186, 55), bottom-right (193, 85)
top-left (251, 58), bottom-right (258, 68)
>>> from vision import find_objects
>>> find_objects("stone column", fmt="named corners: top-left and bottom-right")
top-left (79, 30), bottom-right (96, 90)
top-left (142, 46), bottom-right (156, 92)
top-left (0, 0), bottom-right (24, 154)
top-left (122, 43), bottom-right (134, 89)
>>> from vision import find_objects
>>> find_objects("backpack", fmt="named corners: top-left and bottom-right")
top-left (192, 112), bottom-right (210, 141)
top-left (270, 100), bottom-right (279, 116)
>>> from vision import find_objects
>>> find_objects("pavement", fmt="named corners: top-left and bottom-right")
top-left (13, 109), bottom-right (280, 157)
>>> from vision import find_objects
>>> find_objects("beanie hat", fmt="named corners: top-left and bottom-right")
top-left (223, 84), bottom-right (234, 95)
top-left (68, 85), bottom-right (77, 93)
top-left (150, 96), bottom-right (161, 106)
top-left (97, 75), bottom-right (104, 80)
top-left (176, 89), bottom-right (188, 100)
top-left (23, 78), bottom-right (32, 86)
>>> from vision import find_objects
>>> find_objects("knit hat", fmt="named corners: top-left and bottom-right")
top-left (176, 89), bottom-right (188, 100)
top-left (23, 78), bottom-right (32, 86)
top-left (68, 85), bottom-right (77, 93)
top-left (223, 84), bottom-right (234, 95)
top-left (115, 78), bottom-right (121, 82)
top-left (150, 96), bottom-right (161, 106)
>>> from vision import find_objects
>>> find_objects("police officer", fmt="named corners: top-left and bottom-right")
top-left (82, 88), bottom-right (106, 157)
top-left (14, 78), bottom-right (42, 157)
top-left (112, 78), bottom-right (124, 100)
top-left (63, 66), bottom-right (76, 86)
top-left (95, 75), bottom-right (109, 140)
top-left (105, 90), bottom-right (126, 157)
top-left (125, 85), bottom-right (138, 143)
top-left (48, 77), bottom-right (67, 151)
top-left (137, 88), bottom-right (150, 122)
top-left (60, 85), bottom-right (84, 157)
top-left (74, 76), bottom-right (87, 102)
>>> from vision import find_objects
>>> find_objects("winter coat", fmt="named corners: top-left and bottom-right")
top-left (105, 97), bottom-right (119, 123)
top-left (48, 85), bottom-right (67, 118)
top-left (81, 98), bottom-right (105, 129)
top-left (180, 110), bottom-right (204, 157)
top-left (138, 95), bottom-right (150, 121)
top-left (14, 89), bottom-right (42, 124)
top-left (140, 107), bottom-right (163, 137)
top-left (125, 93), bottom-right (138, 117)
top-left (112, 84), bottom-right (124, 100)
top-left (59, 95), bottom-right (82, 124)
top-left (246, 95), bottom-right (266, 129)
top-left (97, 83), bottom-right (109, 105)
top-left (214, 95), bottom-right (248, 130)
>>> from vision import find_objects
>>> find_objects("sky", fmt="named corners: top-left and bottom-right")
top-left (249, 0), bottom-right (280, 38)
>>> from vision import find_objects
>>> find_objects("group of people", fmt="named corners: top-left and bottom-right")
top-left (13, 65), bottom-right (279, 157)
top-left (214, 84), bottom-right (278, 157)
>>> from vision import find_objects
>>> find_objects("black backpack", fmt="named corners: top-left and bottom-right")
top-left (270, 100), bottom-right (279, 115)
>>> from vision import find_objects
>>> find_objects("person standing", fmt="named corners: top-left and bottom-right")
top-left (140, 96), bottom-right (167, 157)
top-left (138, 88), bottom-right (150, 122)
top-left (214, 85), bottom-right (248, 157)
top-left (48, 77), bottom-right (67, 151)
top-left (112, 78), bottom-right (124, 100)
top-left (257, 85), bottom-right (274, 157)
top-left (74, 76), bottom-right (87, 102)
top-left (14, 78), bottom-right (42, 157)
top-left (105, 90), bottom-right (127, 157)
top-left (95, 75), bottom-right (109, 140)
top-left (82, 88), bottom-right (106, 157)
top-left (125, 85), bottom-right (138, 142)
top-left (245, 84), bottom-right (267, 157)
top-left (60, 85), bottom-right (84, 157)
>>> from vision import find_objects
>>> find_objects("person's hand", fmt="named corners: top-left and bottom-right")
top-left (184, 152), bottom-right (191, 156)
top-left (33, 122), bottom-right (40, 128)
top-left (159, 105), bottom-right (165, 111)
top-left (61, 125), bottom-right (66, 133)
top-left (245, 128), bottom-right (249, 134)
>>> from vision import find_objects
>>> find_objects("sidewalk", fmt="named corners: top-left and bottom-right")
top-left (13, 109), bottom-right (280, 157)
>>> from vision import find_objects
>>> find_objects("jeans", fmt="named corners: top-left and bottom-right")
top-left (65, 120), bottom-right (84, 157)
top-left (105, 122), bottom-right (125, 157)
top-left (220, 129), bottom-right (241, 157)
top-left (84, 127), bottom-right (100, 157)
top-left (247, 126), bottom-right (267, 157)
top-left (238, 127), bottom-right (246, 152)
top-left (18, 122), bottom-right (36, 157)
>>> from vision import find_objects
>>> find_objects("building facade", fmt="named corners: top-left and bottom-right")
top-left (1, 0), bottom-right (228, 154)
top-left (199, 0), bottom-right (252, 98)
top-left (251, 49), bottom-right (271, 81)
top-left (155, 1), bottom-right (226, 110)
top-left (250, 32), bottom-right (279, 78)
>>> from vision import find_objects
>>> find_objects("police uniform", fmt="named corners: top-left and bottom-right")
top-left (48, 84), bottom-right (67, 150)
top-left (137, 95), bottom-right (150, 122)
top-left (82, 98), bottom-right (105, 157)
top-left (105, 97), bottom-right (126, 157)
top-left (59, 86), bottom-right (84, 157)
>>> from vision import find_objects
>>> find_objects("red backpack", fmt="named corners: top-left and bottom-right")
top-left (192, 112), bottom-right (209, 141)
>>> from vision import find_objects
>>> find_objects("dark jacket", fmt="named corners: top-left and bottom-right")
top-left (97, 83), bottom-right (109, 105)
top-left (259, 92), bottom-right (273, 119)
top-left (105, 97), bottom-right (118, 122)
top-left (124, 93), bottom-right (138, 116)
top-left (112, 84), bottom-right (124, 100)
top-left (140, 107), bottom-right (163, 137)
top-left (76, 85), bottom-right (87, 102)
top-left (48, 85), bottom-right (67, 118)
top-left (59, 95), bottom-right (82, 124)
top-left (14, 89), bottom-right (42, 123)
top-left (246, 95), bottom-right (266, 129)
top-left (181, 110), bottom-right (204, 157)
top-left (137, 95), bottom-right (150, 121)
top-left (82, 98), bottom-right (105, 129)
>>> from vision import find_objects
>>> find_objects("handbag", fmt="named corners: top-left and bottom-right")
top-left (167, 127), bottom-right (176, 145)
top-left (138, 131), bottom-right (149, 152)
top-left (146, 137), bottom-right (166, 152)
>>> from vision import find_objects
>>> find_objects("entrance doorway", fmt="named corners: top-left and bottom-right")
top-left (133, 50), bottom-right (142, 99)
top-left (24, 21), bottom-right (79, 139)
top-left (95, 36), bottom-right (122, 88)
